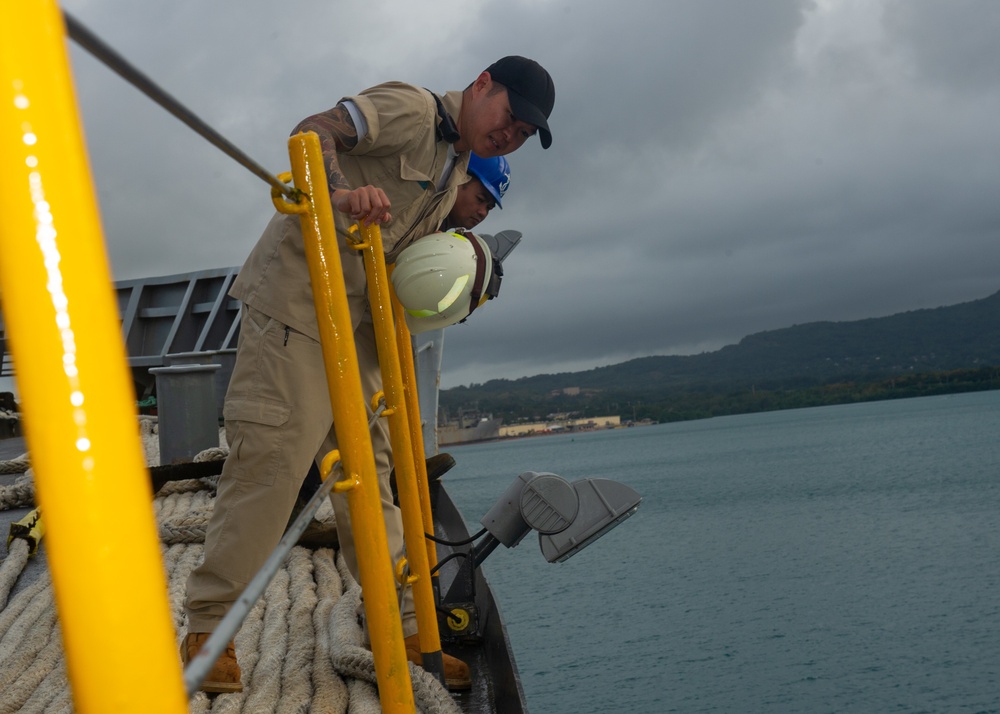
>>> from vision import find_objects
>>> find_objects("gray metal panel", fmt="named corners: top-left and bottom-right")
top-left (194, 271), bottom-right (237, 352)
top-left (115, 266), bottom-right (241, 373)
top-left (118, 269), bottom-right (235, 356)
top-left (2, 266), bottom-right (242, 394)
top-left (159, 278), bottom-right (197, 356)
top-left (0, 335), bottom-right (12, 378)
top-left (415, 329), bottom-right (445, 456)
top-left (222, 301), bottom-right (242, 350)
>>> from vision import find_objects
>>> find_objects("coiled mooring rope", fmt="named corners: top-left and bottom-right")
top-left (0, 425), bottom-right (461, 713)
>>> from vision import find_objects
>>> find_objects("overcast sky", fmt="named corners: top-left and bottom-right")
top-left (48, 0), bottom-right (1000, 389)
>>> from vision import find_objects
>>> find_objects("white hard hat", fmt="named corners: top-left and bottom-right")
top-left (391, 231), bottom-right (502, 334)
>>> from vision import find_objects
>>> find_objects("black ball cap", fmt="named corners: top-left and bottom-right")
top-left (484, 56), bottom-right (555, 149)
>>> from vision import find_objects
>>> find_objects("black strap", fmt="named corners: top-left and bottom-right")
top-left (426, 89), bottom-right (461, 144)
top-left (463, 235), bottom-right (502, 322)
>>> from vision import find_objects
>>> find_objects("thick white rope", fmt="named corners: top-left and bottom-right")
top-left (0, 471), bottom-right (33, 510)
top-left (0, 429), bottom-right (460, 713)
top-left (0, 455), bottom-right (29, 476)
top-left (329, 558), bottom-right (462, 714)
top-left (0, 538), bottom-right (30, 609)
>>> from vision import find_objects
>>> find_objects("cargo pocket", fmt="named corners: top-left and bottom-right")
top-left (244, 305), bottom-right (276, 336)
top-left (223, 397), bottom-right (292, 486)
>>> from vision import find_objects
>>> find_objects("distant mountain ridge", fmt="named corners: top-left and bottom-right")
top-left (441, 290), bottom-right (1000, 417)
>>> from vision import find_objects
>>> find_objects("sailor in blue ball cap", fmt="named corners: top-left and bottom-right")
top-left (445, 153), bottom-right (511, 230)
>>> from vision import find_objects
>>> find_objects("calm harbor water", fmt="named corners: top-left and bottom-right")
top-left (443, 391), bottom-right (1000, 713)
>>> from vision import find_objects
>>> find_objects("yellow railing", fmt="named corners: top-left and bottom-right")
top-left (277, 133), bottom-right (416, 710)
top-left (390, 290), bottom-right (441, 586)
top-left (0, 3), bottom-right (187, 712)
top-left (352, 223), bottom-right (444, 677)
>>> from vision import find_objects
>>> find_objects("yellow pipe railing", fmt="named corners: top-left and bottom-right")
top-left (279, 132), bottom-right (416, 711)
top-left (389, 286), bottom-right (440, 578)
top-left (0, 3), bottom-right (187, 712)
top-left (353, 224), bottom-right (444, 676)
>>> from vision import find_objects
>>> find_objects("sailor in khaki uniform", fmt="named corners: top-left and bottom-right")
top-left (183, 56), bottom-right (554, 693)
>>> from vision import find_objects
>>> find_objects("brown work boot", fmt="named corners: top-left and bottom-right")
top-left (404, 633), bottom-right (471, 691)
top-left (181, 632), bottom-right (243, 693)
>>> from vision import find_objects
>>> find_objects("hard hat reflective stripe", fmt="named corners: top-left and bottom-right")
top-left (437, 274), bottom-right (469, 313)
top-left (406, 308), bottom-right (438, 318)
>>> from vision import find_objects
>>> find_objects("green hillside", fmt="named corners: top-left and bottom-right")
top-left (441, 290), bottom-right (1000, 423)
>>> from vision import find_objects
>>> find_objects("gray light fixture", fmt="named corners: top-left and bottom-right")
top-left (439, 471), bottom-right (641, 638)
top-left (479, 471), bottom-right (642, 563)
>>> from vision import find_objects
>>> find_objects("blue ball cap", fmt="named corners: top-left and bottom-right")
top-left (467, 153), bottom-right (511, 209)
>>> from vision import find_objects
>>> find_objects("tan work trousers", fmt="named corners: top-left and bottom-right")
top-left (184, 305), bottom-right (416, 636)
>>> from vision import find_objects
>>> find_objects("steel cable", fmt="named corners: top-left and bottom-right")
top-left (62, 11), bottom-right (298, 201)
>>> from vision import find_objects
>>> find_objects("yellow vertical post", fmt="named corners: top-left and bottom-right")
top-left (389, 292), bottom-right (440, 576)
top-left (0, 4), bottom-right (187, 713)
top-left (283, 131), bottom-right (416, 712)
top-left (354, 223), bottom-right (444, 674)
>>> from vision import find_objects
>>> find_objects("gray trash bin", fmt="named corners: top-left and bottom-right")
top-left (164, 350), bottom-right (236, 420)
top-left (150, 363), bottom-right (221, 465)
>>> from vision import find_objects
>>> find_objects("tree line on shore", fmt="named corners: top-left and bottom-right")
top-left (441, 289), bottom-right (1000, 425)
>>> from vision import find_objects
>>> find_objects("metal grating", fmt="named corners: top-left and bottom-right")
top-left (1, 266), bottom-right (242, 395)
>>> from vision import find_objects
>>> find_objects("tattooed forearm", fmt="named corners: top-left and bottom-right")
top-left (294, 104), bottom-right (358, 149)
top-left (294, 104), bottom-right (358, 192)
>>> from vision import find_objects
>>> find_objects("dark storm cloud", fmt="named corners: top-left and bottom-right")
top-left (49, 0), bottom-right (1000, 390)
top-left (884, 0), bottom-right (1000, 92)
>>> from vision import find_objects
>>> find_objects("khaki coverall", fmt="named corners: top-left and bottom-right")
top-left (185, 83), bottom-right (469, 638)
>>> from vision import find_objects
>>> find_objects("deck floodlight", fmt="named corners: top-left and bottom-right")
top-left (440, 471), bottom-right (642, 632)
top-left (538, 477), bottom-right (642, 562)
top-left (479, 471), bottom-right (642, 563)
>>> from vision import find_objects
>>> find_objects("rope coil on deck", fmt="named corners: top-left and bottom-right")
top-left (0, 473), bottom-right (32, 510)
top-left (0, 427), bottom-right (461, 714)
